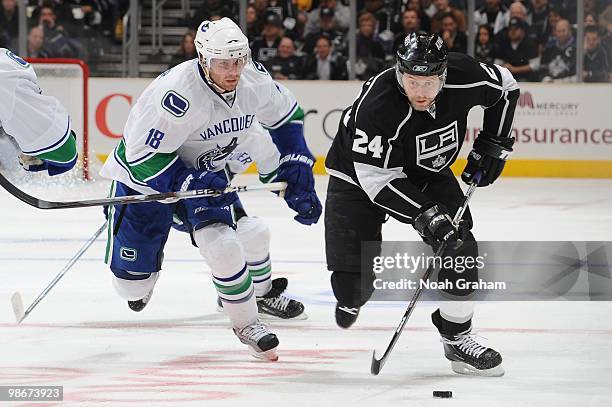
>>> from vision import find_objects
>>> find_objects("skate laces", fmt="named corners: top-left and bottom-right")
top-left (442, 330), bottom-right (488, 358)
top-left (338, 305), bottom-right (359, 315)
top-left (261, 294), bottom-right (291, 312)
top-left (239, 321), bottom-right (271, 342)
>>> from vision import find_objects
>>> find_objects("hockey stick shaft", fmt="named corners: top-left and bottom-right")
top-left (0, 170), bottom-right (286, 209)
top-left (12, 221), bottom-right (108, 323)
top-left (370, 177), bottom-right (480, 375)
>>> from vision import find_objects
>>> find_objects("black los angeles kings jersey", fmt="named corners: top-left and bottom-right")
top-left (325, 52), bottom-right (519, 223)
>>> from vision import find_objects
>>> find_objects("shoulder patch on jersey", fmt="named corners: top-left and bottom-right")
top-left (252, 60), bottom-right (269, 75)
top-left (5, 50), bottom-right (29, 68)
top-left (161, 90), bottom-right (190, 118)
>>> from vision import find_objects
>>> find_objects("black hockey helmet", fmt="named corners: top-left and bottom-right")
top-left (396, 32), bottom-right (448, 77)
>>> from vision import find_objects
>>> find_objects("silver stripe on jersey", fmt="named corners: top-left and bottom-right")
top-left (353, 162), bottom-right (406, 201)
top-left (386, 183), bottom-right (422, 209)
top-left (383, 106), bottom-right (412, 169)
top-left (355, 68), bottom-right (394, 118)
top-left (325, 167), bottom-right (358, 186)
top-left (443, 81), bottom-right (503, 91)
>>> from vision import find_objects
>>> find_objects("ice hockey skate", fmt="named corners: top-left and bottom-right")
top-left (127, 288), bottom-right (154, 312)
top-left (335, 303), bottom-right (360, 329)
top-left (233, 321), bottom-right (279, 361)
top-left (218, 277), bottom-right (307, 320)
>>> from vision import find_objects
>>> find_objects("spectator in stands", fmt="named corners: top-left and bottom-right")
top-left (360, 0), bottom-right (396, 55)
top-left (301, 7), bottom-right (346, 55)
top-left (191, 0), bottom-right (234, 29)
top-left (497, 2), bottom-right (539, 43)
top-left (440, 11), bottom-right (467, 53)
top-left (251, 11), bottom-right (284, 64)
top-left (583, 26), bottom-right (610, 82)
top-left (0, 0), bottom-right (18, 49)
top-left (246, 5), bottom-right (261, 45)
top-left (266, 0), bottom-right (299, 37)
top-left (473, 0), bottom-right (509, 35)
top-left (406, 0), bottom-right (431, 33)
top-left (265, 36), bottom-right (304, 80)
top-left (475, 24), bottom-right (496, 63)
top-left (540, 19), bottom-right (576, 81)
top-left (304, 0), bottom-right (350, 36)
top-left (304, 34), bottom-right (348, 80)
top-left (602, 6), bottom-right (612, 61)
top-left (38, 4), bottom-right (86, 59)
top-left (542, 5), bottom-right (563, 47)
top-left (584, 12), bottom-right (597, 27)
top-left (530, 0), bottom-right (550, 45)
top-left (495, 17), bottom-right (540, 81)
top-left (27, 26), bottom-right (49, 58)
top-left (169, 30), bottom-right (197, 69)
top-left (355, 11), bottom-right (387, 80)
top-left (430, 0), bottom-right (466, 34)
top-left (393, 9), bottom-right (421, 53)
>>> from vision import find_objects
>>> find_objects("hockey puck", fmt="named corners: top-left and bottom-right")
top-left (433, 391), bottom-right (453, 398)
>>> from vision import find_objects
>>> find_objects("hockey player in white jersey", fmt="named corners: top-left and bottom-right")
top-left (100, 18), bottom-right (321, 360)
top-left (0, 48), bottom-right (77, 175)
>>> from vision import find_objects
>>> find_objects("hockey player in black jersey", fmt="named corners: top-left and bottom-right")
top-left (325, 33), bottom-right (519, 377)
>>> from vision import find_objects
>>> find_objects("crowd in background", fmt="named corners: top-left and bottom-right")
top-left (1, 0), bottom-right (611, 82)
top-left (0, 0), bottom-right (127, 60)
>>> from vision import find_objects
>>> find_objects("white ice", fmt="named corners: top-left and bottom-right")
top-left (1, 174), bottom-right (612, 407)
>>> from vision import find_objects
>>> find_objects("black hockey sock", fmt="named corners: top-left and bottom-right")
top-left (431, 309), bottom-right (472, 337)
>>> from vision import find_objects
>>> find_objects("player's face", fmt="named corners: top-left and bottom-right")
top-left (208, 56), bottom-right (249, 91)
top-left (401, 74), bottom-right (442, 111)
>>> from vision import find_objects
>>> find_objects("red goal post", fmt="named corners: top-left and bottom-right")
top-left (26, 58), bottom-right (90, 180)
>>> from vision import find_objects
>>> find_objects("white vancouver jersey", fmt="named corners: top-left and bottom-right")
top-left (100, 58), bottom-right (299, 194)
top-left (0, 48), bottom-right (72, 155)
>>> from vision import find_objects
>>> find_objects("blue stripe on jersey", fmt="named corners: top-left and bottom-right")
top-left (21, 116), bottom-right (71, 155)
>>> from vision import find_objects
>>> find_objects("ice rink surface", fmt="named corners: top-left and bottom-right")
top-left (1, 173), bottom-right (612, 407)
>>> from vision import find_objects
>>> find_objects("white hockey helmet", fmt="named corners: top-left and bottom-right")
top-left (195, 17), bottom-right (250, 67)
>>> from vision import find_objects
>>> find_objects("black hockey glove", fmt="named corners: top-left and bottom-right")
top-left (413, 204), bottom-right (468, 251)
top-left (462, 132), bottom-right (514, 187)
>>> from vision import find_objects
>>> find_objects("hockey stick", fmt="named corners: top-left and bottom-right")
top-left (370, 173), bottom-right (481, 375)
top-left (11, 221), bottom-right (108, 324)
top-left (0, 170), bottom-right (286, 209)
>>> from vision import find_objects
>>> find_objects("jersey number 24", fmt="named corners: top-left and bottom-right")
top-left (352, 128), bottom-right (384, 159)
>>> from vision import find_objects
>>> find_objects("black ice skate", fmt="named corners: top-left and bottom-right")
top-left (233, 321), bottom-right (279, 361)
top-left (335, 303), bottom-right (360, 329)
top-left (432, 310), bottom-right (504, 376)
top-left (127, 289), bottom-right (153, 312)
top-left (256, 278), bottom-right (307, 320)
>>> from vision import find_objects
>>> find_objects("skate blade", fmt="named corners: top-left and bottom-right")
top-left (248, 346), bottom-right (279, 362)
top-left (217, 306), bottom-right (309, 321)
top-left (258, 311), bottom-right (309, 321)
top-left (451, 361), bottom-right (505, 377)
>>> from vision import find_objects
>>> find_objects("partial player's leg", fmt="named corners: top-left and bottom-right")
top-left (234, 201), bottom-right (306, 320)
top-left (184, 202), bottom-right (278, 361)
top-left (105, 181), bottom-right (173, 312)
top-left (325, 176), bottom-right (385, 328)
top-left (424, 171), bottom-right (503, 376)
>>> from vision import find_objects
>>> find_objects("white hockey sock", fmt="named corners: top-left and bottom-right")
top-left (439, 301), bottom-right (475, 325)
top-left (249, 255), bottom-right (272, 297)
top-left (195, 224), bottom-right (258, 330)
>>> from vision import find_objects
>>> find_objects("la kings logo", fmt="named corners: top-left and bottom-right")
top-left (415, 121), bottom-right (459, 172)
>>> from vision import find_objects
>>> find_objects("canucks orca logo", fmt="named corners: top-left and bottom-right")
top-left (252, 60), bottom-right (269, 75)
top-left (162, 90), bottom-right (189, 117)
top-left (5, 50), bottom-right (29, 68)
top-left (197, 138), bottom-right (239, 171)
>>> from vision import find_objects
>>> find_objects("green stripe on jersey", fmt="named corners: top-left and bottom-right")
top-left (259, 169), bottom-right (278, 184)
top-left (249, 264), bottom-right (271, 277)
top-left (116, 139), bottom-right (178, 183)
top-left (36, 131), bottom-right (77, 164)
top-left (289, 106), bottom-right (304, 122)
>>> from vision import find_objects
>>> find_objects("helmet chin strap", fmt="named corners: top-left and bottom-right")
top-left (199, 59), bottom-right (231, 93)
